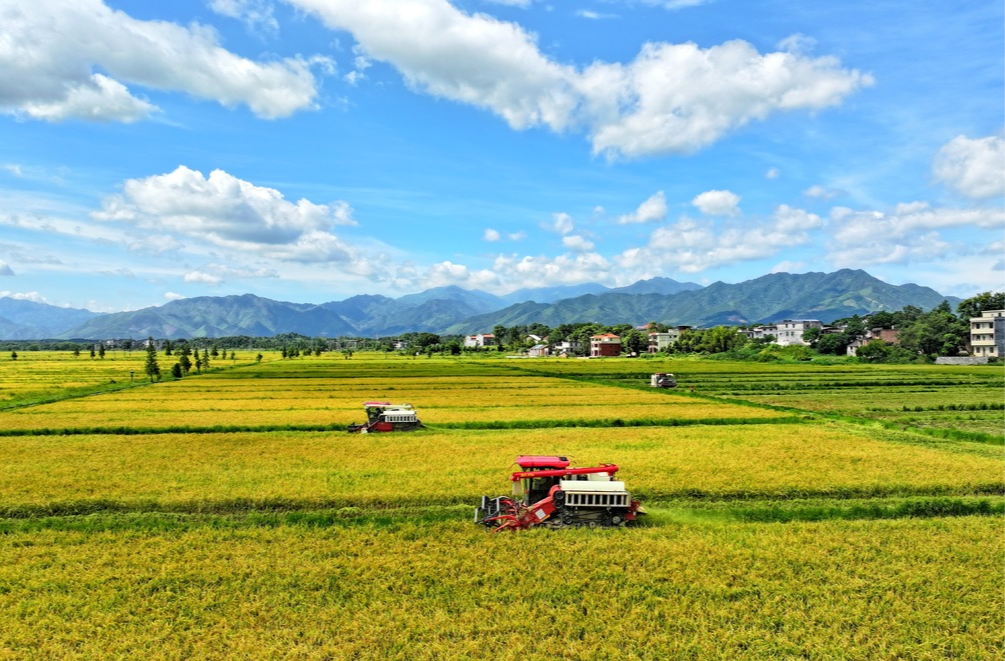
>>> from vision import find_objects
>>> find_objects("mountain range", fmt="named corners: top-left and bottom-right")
top-left (0, 270), bottom-right (959, 340)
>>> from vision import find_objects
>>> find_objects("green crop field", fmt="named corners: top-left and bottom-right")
top-left (0, 352), bottom-right (1002, 658)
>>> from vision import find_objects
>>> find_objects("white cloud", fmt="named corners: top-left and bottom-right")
top-left (2, 164), bottom-right (25, 177)
top-left (562, 235), bottom-right (595, 252)
top-left (617, 191), bottom-right (667, 224)
top-left (508, 231), bottom-right (527, 241)
top-left (0, 0), bottom-right (324, 122)
top-left (804, 185), bottom-right (843, 200)
top-left (765, 167), bottom-right (780, 180)
top-left (209, 0), bottom-right (279, 36)
top-left (0, 260), bottom-right (14, 276)
top-left (576, 10), bottom-right (616, 19)
top-left (691, 189), bottom-right (740, 216)
top-left (549, 212), bottom-right (575, 235)
top-left (770, 260), bottom-right (806, 274)
top-left (485, 0), bottom-right (534, 6)
top-left (182, 263), bottom-right (278, 285)
top-left (932, 134), bottom-right (1005, 199)
top-left (95, 166), bottom-right (359, 263)
top-left (184, 271), bottom-right (223, 285)
top-left (827, 202), bottom-right (1005, 267)
top-left (0, 291), bottom-right (47, 303)
top-left (289, 0), bottom-right (870, 158)
top-left (630, 204), bottom-right (821, 272)
top-left (483, 228), bottom-right (502, 242)
top-left (164, 292), bottom-right (186, 301)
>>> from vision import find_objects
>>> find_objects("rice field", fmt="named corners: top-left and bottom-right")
top-left (0, 352), bottom-right (1001, 658)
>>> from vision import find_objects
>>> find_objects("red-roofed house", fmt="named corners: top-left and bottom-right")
top-left (590, 333), bottom-right (621, 357)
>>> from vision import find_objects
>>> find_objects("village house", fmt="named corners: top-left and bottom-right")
top-left (463, 333), bottom-right (496, 348)
top-left (970, 310), bottom-right (1005, 358)
top-left (647, 327), bottom-right (690, 353)
top-left (774, 319), bottom-right (823, 346)
top-left (552, 340), bottom-right (582, 356)
top-left (590, 333), bottom-right (621, 357)
top-left (846, 328), bottom-right (901, 356)
top-left (527, 344), bottom-right (550, 357)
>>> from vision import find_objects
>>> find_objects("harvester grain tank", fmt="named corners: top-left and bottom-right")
top-left (347, 401), bottom-right (423, 433)
top-left (650, 373), bottom-right (677, 388)
top-left (475, 455), bottom-right (645, 531)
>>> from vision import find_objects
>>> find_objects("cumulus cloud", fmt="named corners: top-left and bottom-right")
top-left (0, 260), bottom-right (14, 276)
top-left (94, 166), bottom-right (359, 263)
top-left (508, 231), bottom-right (527, 241)
top-left (164, 292), bottom-right (186, 301)
top-left (0, 0), bottom-right (325, 122)
top-left (932, 134), bottom-right (1005, 199)
top-left (289, 0), bottom-right (870, 158)
top-left (549, 212), bottom-right (575, 235)
top-left (483, 228), bottom-right (501, 242)
top-left (617, 191), bottom-right (668, 224)
top-left (183, 263), bottom-right (278, 284)
top-left (827, 202), bottom-right (1005, 266)
top-left (0, 291), bottom-right (47, 303)
top-left (184, 271), bottom-right (223, 285)
top-left (804, 184), bottom-right (844, 200)
top-left (562, 235), bottom-right (595, 252)
top-left (625, 204), bottom-right (821, 273)
top-left (770, 260), bottom-right (806, 274)
top-left (691, 189), bottom-right (740, 216)
top-left (209, 0), bottom-right (279, 36)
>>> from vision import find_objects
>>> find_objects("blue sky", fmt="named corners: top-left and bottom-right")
top-left (0, 0), bottom-right (1002, 312)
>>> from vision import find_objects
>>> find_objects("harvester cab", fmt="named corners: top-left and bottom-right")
top-left (650, 373), bottom-right (677, 388)
top-left (475, 455), bottom-right (645, 531)
top-left (347, 401), bottom-right (423, 433)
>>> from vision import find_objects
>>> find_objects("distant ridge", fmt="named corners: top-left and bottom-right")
top-left (446, 269), bottom-right (958, 334)
top-left (0, 269), bottom-right (959, 340)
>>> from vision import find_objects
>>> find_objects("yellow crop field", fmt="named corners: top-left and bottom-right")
top-left (0, 352), bottom-right (1001, 658)
top-left (1, 425), bottom-right (999, 514)
top-left (0, 350), bottom-right (277, 405)
top-left (0, 517), bottom-right (1000, 659)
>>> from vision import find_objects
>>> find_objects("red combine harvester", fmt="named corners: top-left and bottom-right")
top-left (347, 401), bottom-right (423, 433)
top-left (475, 455), bottom-right (645, 531)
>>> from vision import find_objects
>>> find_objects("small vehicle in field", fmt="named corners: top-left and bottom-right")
top-left (475, 455), bottom-right (645, 531)
top-left (650, 372), bottom-right (677, 388)
top-left (347, 401), bottom-right (423, 433)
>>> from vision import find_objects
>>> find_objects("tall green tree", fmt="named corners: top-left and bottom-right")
top-left (178, 345), bottom-right (193, 374)
top-left (98, 342), bottom-right (105, 359)
top-left (143, 338), bottom-right (161, 382)
top-left (956, 292), bottom-right (1005, 320)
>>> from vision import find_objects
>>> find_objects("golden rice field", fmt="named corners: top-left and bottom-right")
top-left (1, 517), bottom-right (999, 659)
top-left (1, 425), bottom-right (999, 515)
top-left (0, 349), bottom-right (272, 406)
top-left (0, 352), bottom-right (1001, 658)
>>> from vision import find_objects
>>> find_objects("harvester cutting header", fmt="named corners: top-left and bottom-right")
top-left (476, 455), bottom-right (645, 531)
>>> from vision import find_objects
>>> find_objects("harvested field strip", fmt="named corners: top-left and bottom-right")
top-left (0, 403), bottom-right (787, 430)
top-left (0, 416), bottom-right (806, 437)
top-left (0, 518), bottom-right (1000, 658)
top-left (1, 426), bottom-right (999, 515)
top-left (3, 496), bottom-right (1003, 533)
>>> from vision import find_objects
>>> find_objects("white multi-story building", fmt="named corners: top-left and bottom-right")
top-left (773, 319), bottom-right (823, 346)
top-left (463, 333), bottom-right (497, 348)
top-left (970, 310), bottom-right (1004, 358)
